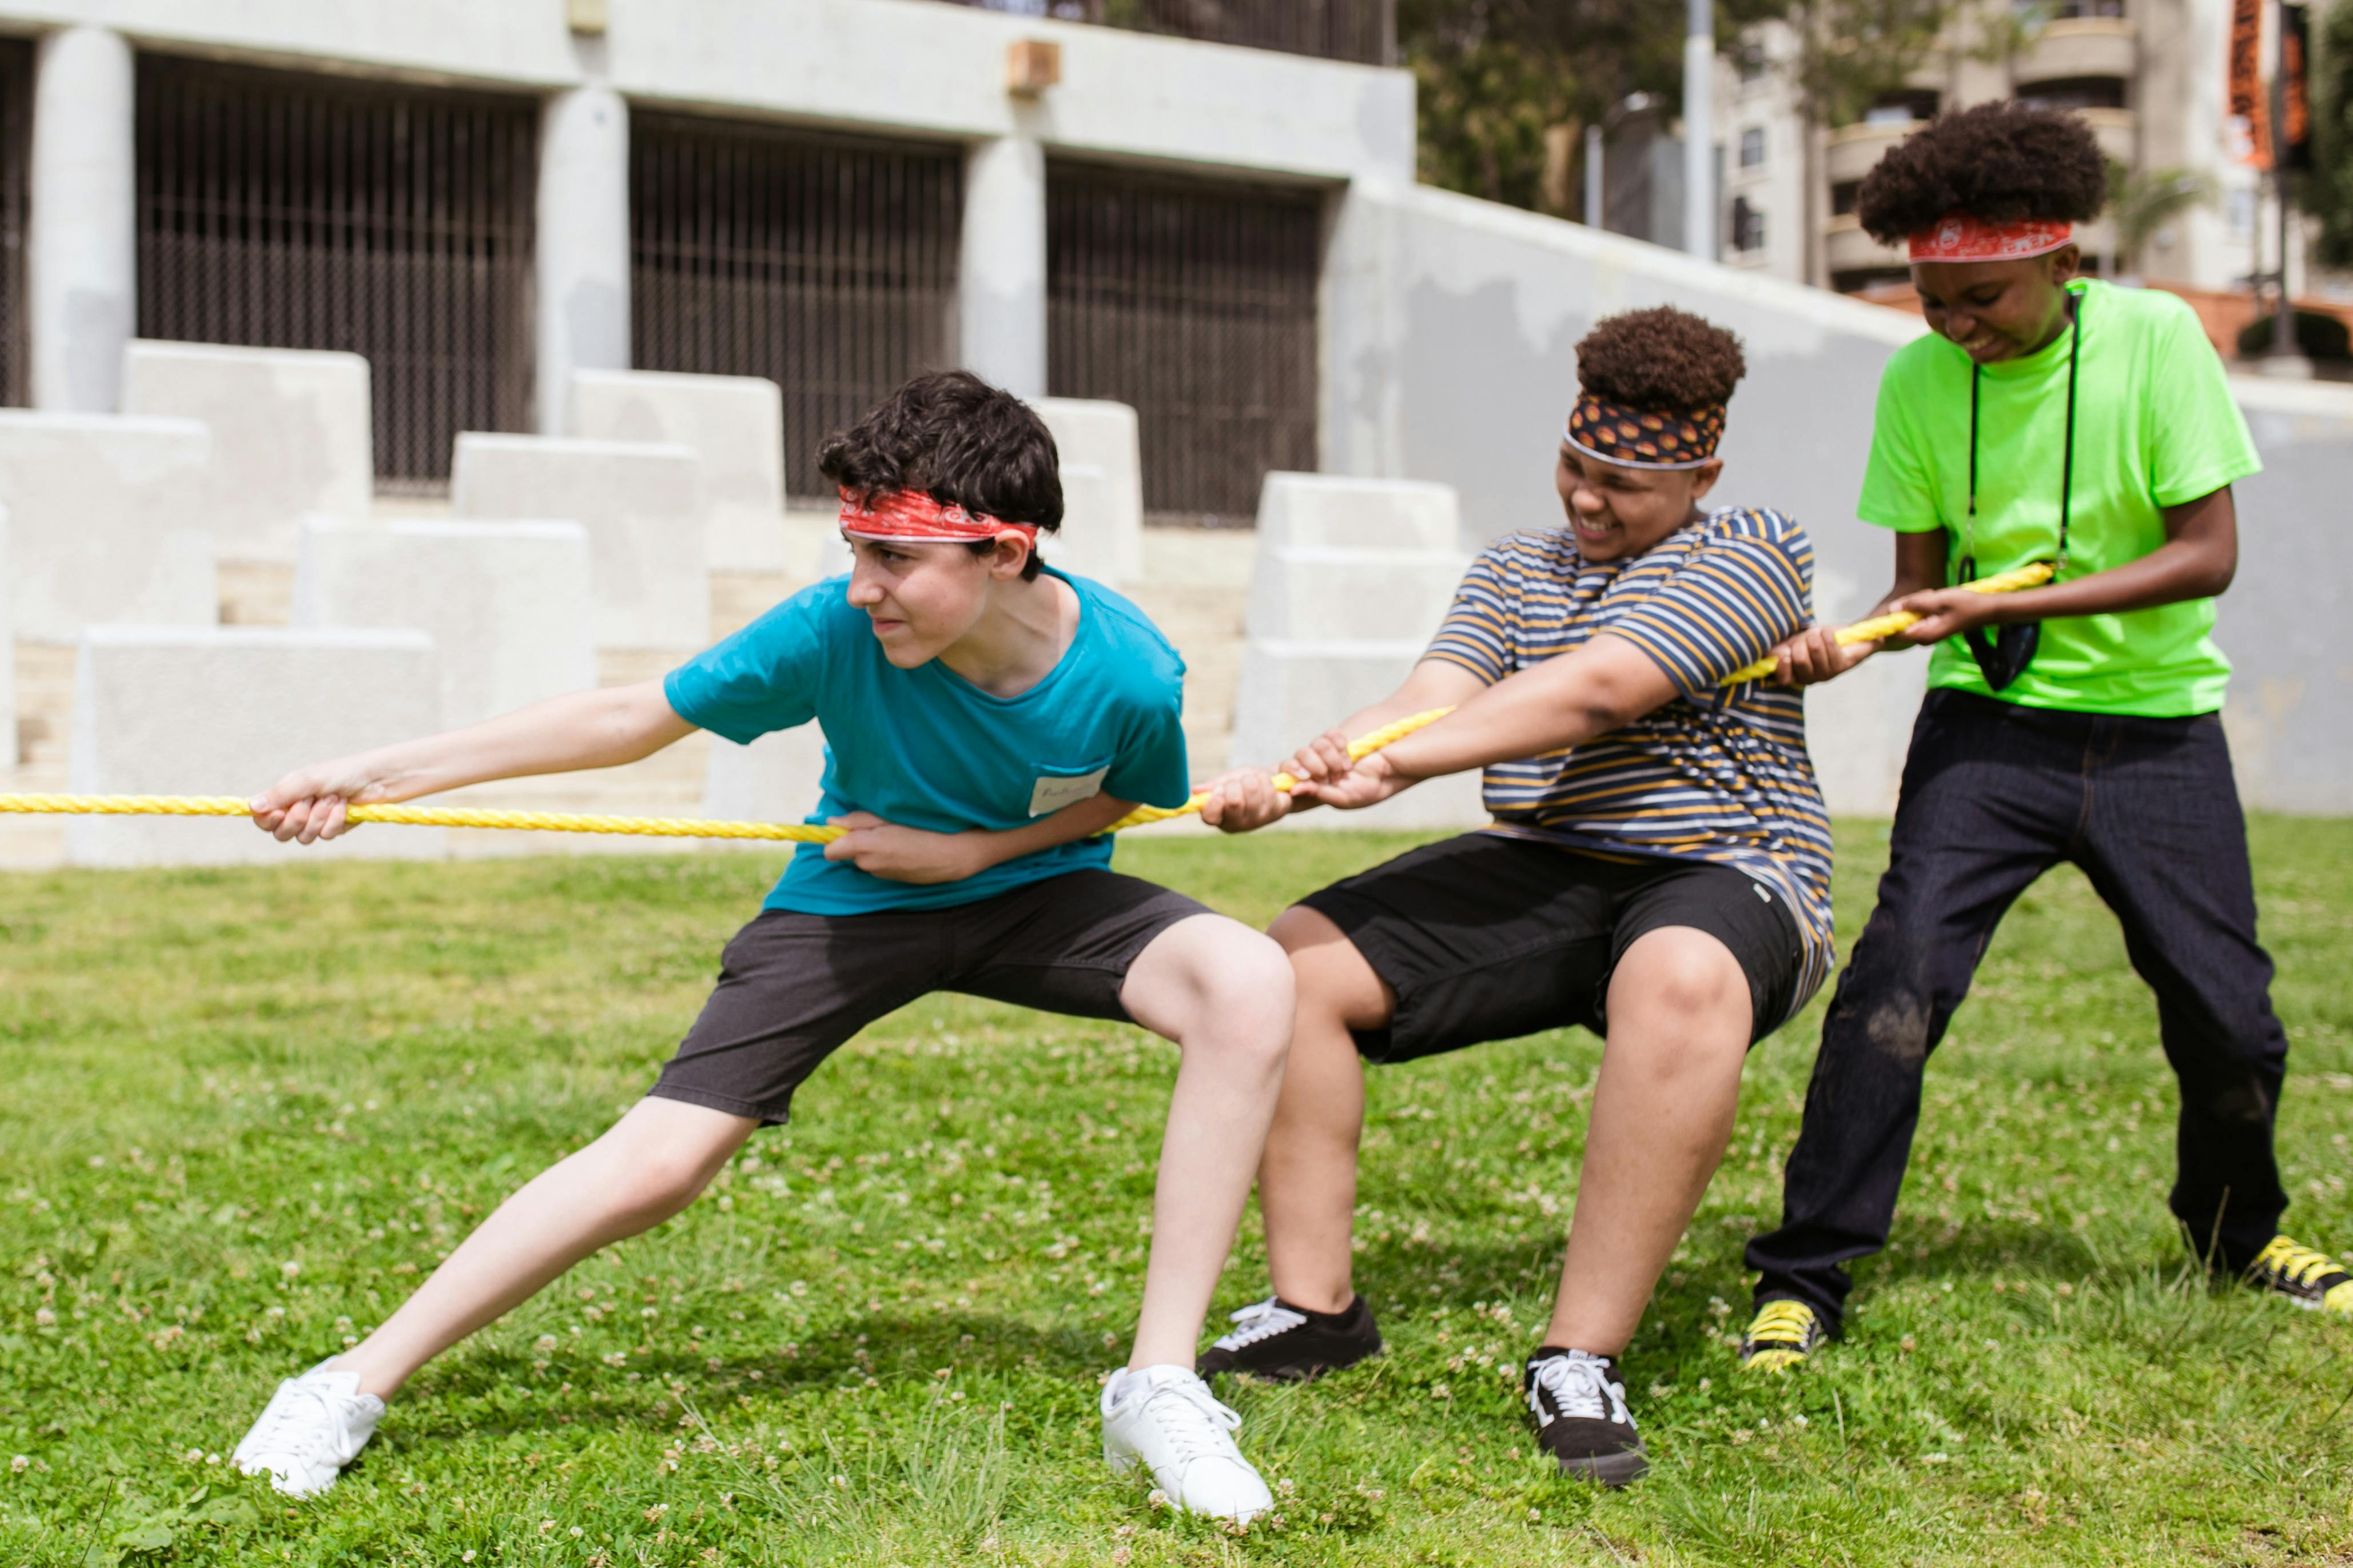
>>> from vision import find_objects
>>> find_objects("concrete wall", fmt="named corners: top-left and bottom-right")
top-left (0, 411), bottom-right (217, 644)
top-left (568, 369), bottom-right (787, 572)
top-left (0, 506), bottom-right (12, 779)
top-left (449, 433), bottom-right (706, 651)
top-left (1030, 397), bottom-right (1144, 586)
top-left (121, 340), bottom-right (374, 562)
top-left (293, 518), bottom-right (598, 730)
top-left (0, 1), bottom-right (1412, 183)
top-left (65, 625), bottom-right (444, 866)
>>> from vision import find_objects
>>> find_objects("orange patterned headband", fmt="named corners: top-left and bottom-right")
top-left (838, 487), bottom-right (1038, 547)
top-left (1908, 214), bottom-right (2074, 262)
top-left (1563, 392), bottom-right (1727, 471)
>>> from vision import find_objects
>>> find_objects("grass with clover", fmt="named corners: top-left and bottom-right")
top-left (2, 821), bottom-right (2350, 1566)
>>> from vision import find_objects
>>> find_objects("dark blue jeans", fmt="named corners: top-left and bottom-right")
top-left (1746, 689), bottom-right (2292, 1326)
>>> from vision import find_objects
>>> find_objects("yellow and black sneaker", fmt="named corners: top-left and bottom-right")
top-left (2244, 1235), bottom-right (2353, 1314)
top-left (1739, 1299), bottom-right (1826, 1373)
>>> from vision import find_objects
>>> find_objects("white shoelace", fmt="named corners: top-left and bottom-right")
top-left (1133, 1375), bottom-right (1245, 1466)
top-left (244, 1378), bottom-right (363, 1466)
top-left (1526, 1352), bottom-right (1631, 1430)
top-left (1211, 1298), bottom-right (1307, 1352)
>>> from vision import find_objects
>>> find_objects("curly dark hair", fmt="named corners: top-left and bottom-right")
top-left (818, 370), bottom-right (1062, 580)
top-left (1855, 101), bottom-right (2107, 245)
top-left (1574, 306), bottom-right (1747, 410)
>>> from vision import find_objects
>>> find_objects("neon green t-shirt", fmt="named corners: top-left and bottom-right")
top-left (1857, 279), bottom-right (2262, 716)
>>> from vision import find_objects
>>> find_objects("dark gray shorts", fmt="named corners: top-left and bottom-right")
top-left (1299, 832), bottom-right (1805, 1063)
top-left (650, 870), bottom-right (1211, 1124)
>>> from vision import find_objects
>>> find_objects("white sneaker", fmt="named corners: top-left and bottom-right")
top-left (1100, 1364), bottom-right (1274, 1524)
top-left (231, 1360), bottom-right (385, 1497)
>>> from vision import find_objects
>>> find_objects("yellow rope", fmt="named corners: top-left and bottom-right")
top-left (0, 708), bottom-right (1460, 844)
top-left (1716, 560), bottom-right (2056, 686)
top-left (0, 567), bottom-right (2056, 845)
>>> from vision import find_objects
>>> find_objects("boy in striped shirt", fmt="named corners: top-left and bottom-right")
top-left (1200, 306), bottom-right (1829, 1483)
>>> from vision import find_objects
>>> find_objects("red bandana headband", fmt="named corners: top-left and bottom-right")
top-left (837, 487), bottom-right (1039, 548)
top-left (1563, 392), bottom-right (1727, 471)
top-left (1908, 213), bottom-right (2074, 262)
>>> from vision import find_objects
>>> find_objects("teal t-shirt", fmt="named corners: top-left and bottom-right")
top-left (663, 568), bottom-right (1191, 915)
top-left (1857, 279), bottom-right (2262, 716)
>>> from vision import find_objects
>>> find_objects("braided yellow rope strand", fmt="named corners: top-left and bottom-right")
top-left (0, 708), bottom-right (1460, 844)
top-left (1717, 561), bottom-right (2055, 687)
top-left (0, 563), bottom-right (2054, 847)
top-left (1096, 705), bottom-right (1456, 830)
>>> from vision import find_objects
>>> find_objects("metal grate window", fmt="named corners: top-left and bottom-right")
top-left (631, 113), bottom-right (962, 501)
top-left (1049, 162), bottom-right (1323, 522)
top-left (135, 55), bottom-right (535, 491)
top-left (0, 39), bottom-right (29, 407)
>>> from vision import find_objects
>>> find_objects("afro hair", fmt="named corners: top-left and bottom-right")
top-left (1855, 101), bottom-right (2107, 245)
top-left (1573, 306), bottom-right (1747, 411)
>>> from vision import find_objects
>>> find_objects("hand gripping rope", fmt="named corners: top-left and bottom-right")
top-left (0, 566), bottom-right (2051, 844)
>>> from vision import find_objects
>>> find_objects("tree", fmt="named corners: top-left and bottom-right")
top-left (2105, 161), bottom-right (2216, 278)
top-left (2311, 0), bottom-right (2353, 268)
top-left (1400, 0), bottom-right (1790, 210)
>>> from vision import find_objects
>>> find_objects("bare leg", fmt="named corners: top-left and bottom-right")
top-left (1115, 913), bottom-right (1296, 1368)
top-left (1544, 927), bottom-right (1753, 1354)
top-left (336, 1097), bottom-right (758, 1398)
top-left (1256, 905), bottom-right (1394, 1315)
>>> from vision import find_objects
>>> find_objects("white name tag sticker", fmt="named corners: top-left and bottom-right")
top-left (1028, 767), bottom-right (1109, 817)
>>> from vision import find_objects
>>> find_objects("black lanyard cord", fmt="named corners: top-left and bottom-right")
top-left (1965, 292), bottom-right (2081, 570)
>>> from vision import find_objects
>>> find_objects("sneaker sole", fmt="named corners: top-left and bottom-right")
top-left (1199, 1345), bottom-right (1383, 1385)
top-left (1556, 1444), bottom-right (1649, 1487)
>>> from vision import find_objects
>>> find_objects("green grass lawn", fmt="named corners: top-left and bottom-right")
top-left (2, 822), bottom-right (2350, 1566)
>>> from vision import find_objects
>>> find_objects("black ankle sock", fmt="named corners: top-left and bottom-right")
top-left (1276, 1294), bottom-right (1365, 1327)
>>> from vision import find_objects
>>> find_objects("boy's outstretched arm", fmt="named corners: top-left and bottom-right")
top-left (1305, 635), bottom-right (1679, 809)
top-left (250, 680), bottom-right (698, 844)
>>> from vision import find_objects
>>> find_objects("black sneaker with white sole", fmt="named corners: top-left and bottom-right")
top-left (1196, 1294), bottom-right (1383, 1383)
top-left (1524, 1347), bottom-right (1647, 1486)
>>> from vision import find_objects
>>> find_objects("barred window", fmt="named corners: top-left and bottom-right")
top-left (134, 55), bottom-right (536, 491)
top-left (631, 113), bottom-right (963, 501)
top-left (1048, 162), bottom-right (1323, 522)
top-left (0, 40), bottom-right (27, 407)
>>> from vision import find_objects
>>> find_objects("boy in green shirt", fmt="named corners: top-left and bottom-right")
top-left (1739, 103), bottom-right (2351, 1370)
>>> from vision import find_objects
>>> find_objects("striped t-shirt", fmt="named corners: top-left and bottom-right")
top-left (1423, 508), bottom-right (1834, 1017)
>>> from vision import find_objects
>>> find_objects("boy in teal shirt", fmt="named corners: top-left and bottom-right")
top-left (228, 372), bottom-right (1291, 1522)
top-left (1741, 103), bottom-right (2350, 1372)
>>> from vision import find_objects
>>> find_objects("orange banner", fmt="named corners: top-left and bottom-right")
top-left (2228, 0), bottom-right (2271, 169)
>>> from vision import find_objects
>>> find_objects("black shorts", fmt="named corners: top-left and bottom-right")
top-left (650, 870), bottom-right (1211, 1124)
top-left (1299, 833), bottom-right (1803, 1063)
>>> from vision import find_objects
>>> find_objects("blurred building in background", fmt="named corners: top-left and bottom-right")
top-left (1712, 1), bottom-right (2296, 305)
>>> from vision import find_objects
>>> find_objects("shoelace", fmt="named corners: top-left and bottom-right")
top-left (1136, 1377), bottom-right (1245, 1466)
top-left (244, 1379), bottom-right (355, 1466)
top-left (1212, 1298), bottom-right (1308, 1351)
top-left (1746, 1300), bottom-right (1817, 1346)
top-left (1526, 1352), bottom-right (1631, 1430)
top-left (2253, 1236), bottom-right (2346, 1288)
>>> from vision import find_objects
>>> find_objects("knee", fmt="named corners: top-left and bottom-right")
top-left (1193, 935), bottom-right (1297, 1058)
top-left (614, 1146), bottom-right (718, 1223)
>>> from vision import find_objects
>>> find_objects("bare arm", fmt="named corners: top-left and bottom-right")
top-left (1373, 635), bottom-right (1678, 782)
top-left (1896, 484), bottom-right (2238, 641)
top-left (821, 789), bottom-right (1137, 884)
top-left (250, 680), bottom-right (698, 843)
top-left (1773, 486), bottom-right (2240, 685)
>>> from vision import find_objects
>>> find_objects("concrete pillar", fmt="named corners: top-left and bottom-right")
top-left (30, 26), bottom-right (135, 413)
top-left (1683, 0), bottom-right (1715, 262)
top-left (960, 130), bottom-right (1048, 398)
top-left (536, 82), bottom-right (630, 436)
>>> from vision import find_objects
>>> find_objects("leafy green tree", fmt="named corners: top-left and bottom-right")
top-left (2311, 0), bottom-right (2353, 267)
